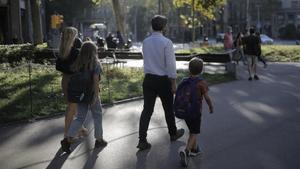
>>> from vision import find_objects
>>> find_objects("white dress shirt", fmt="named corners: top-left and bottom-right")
top-left (142, 32), bottom-right (177, 79)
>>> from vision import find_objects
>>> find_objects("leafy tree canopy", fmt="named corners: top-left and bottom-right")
top-left (47, 0), bottom-right (101, 24)
top-left (174, 0), bottom-right (227, 27)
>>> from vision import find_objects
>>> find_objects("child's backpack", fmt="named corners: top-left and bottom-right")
top-left (174, 76), bottom-right (203, 120)
top-left (67, 70), bottom-right (94, 104)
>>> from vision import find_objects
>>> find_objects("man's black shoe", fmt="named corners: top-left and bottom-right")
top-left (179, 148), bottom-right (190, 167)
top-left (254, 75), bottom-right (259, 80)
top-left (60, 138), bottom-right (71, 154)
top-left (95, 139), bottom-right (108, 148)
top-left (137, 141), bottom-right (151, 150)
top-left (248, 77), bottom-right (252, 81)
top-left (170, 128), bottom-right (185, 141)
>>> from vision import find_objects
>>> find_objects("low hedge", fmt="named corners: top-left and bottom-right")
top-left (176, 44), bottom-right (300, 62)
top-left (261, 45), bottom-right (300, 62)
top-left (0, 65), bottom-right (235, 124)
top-left (1, 44), bottom-right (300, 67)
top-left (0, 44), bottom-right (55, 66)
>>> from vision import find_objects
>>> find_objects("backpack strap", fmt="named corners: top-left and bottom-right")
top-left (188, 76), bottom-right (203, 82)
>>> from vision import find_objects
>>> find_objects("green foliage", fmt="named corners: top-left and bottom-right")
top-left (176, 44), bottom-right (224, 54)
top-left (261, 45), bottom-right (300, 62)
top-left (47, 0), bottom-right (96, 24)
top-left (0, 44), bottom-right (54, 66)
top-left (0, 64), bottom-right (234, 124)
top-left (174, 0), bottom-right (226, 28)
top-left (0, 66), bottom-right (144, 123)
top-left (0, 44), bottom-right (34, 66)
top-left (176, 45), bottom-right (300, 62)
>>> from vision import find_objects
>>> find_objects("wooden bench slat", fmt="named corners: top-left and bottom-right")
top-left (98, 51), bottom-right (232, 63)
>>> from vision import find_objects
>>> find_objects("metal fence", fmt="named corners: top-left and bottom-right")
top-left (0, 60), bottom-right (143, 123)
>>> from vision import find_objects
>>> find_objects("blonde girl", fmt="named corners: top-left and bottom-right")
top-left (57, 27), bottom-right (87, 138)
top-left (61, 41), bottom-right (107, 153)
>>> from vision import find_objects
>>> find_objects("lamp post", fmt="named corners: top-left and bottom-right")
top-left (158, 0), bottom-right (161, 14)
top-left (192, 0), bottom-right (195, 43)
top-left (257, 4), bottom-right (261, 33)
top-left (246, 0), bottom-right (250, 30)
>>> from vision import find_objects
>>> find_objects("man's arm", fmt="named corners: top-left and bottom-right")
top-left (165, 40), bottom-right (177, 94)
top-left (204, 92), bottom-right (213, 114)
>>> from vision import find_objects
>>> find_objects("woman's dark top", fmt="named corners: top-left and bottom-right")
top-left (56, 47), bottom-right (80, 74)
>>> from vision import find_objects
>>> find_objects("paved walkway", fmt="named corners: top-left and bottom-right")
top-left (0, 62), bottom-right (300, 169)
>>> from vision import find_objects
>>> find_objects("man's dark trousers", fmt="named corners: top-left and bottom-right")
top-left (139, 74), bottom-right (177, 142)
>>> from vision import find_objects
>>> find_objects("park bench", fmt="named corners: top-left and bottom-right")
top-left (98, 49), bottom-right (237, 77)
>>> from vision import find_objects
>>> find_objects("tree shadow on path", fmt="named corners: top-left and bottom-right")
top-left (46, 141), bottom-right (82, 169)
top-left (82, 147), bottom-right (105, 169)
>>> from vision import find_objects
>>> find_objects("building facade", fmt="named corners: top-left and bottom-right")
top-left (273, 0), bottom-right (300, 38)
top-left (0, 0), bottom-right (45, 44)
top-left (223, 0), bottom-right (300, 38)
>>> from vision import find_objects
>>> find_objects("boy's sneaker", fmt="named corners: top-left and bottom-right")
top-left (95, 139), bottom-right (108, 148)
top-left (60, 138), bottom-right (71, 154)
top-left (179, 149), bottom-right (190, 167)
top-left (254, 75), bottom-right (259, 80)
top-left (137, 140), bottom-right (151, 150)
top-left (248, 77), bottom-right (252, 81)
top-left (190, 146), bottom-right (202, 157)
top-left (170, 128), bottom-right (185, 141)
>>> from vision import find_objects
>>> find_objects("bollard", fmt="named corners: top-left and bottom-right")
top-left (28, 61), bottom-right (33, 114)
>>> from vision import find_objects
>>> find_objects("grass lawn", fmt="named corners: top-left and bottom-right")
top-left (1, 43), bottom-right (299, 124)
top-left (0, 64), bottom-right (235, 124)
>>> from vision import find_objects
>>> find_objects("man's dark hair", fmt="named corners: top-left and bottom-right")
top-left (151, 15), bottom-right (167, 31)
top-left (249, 27), bottom-right (256, 34)
top-left (189, 57), bottom-right (203, 75)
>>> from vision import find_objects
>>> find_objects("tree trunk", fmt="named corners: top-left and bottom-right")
top-left (111, 0), bottom-right (125, 36)
top-left (30, 0), bottom-right (43, 45)
top-left (192, 0), bottom-right (195, 43)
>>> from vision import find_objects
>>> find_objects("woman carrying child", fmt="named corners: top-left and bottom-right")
top-left (60, 41), bottom-right (107, 153)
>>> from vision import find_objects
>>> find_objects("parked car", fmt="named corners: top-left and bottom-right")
top-left (216, 33), bottom-right (225, 43)
top-left (260, 34), bottom-right (274, 44)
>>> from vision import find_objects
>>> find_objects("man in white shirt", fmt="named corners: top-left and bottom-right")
top-left (137, 15), bottom-right (185, 150)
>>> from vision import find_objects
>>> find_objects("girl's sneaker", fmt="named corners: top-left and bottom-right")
top-left (60, 138), bottom-right (71, 154)
top-left (179, 149), bottom-right (190, 167)
top-left (190, 146), bottom-right (202, 157)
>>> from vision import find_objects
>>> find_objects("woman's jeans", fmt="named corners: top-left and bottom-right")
top-left (67, 99), bottom-right (103, 140)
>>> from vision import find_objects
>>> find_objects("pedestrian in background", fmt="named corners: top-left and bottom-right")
top-left (96, 36), bottom-right (106, 52)
top-left (106, 32), bottom-right (117, 50)
top-left (242, 27), bottom-right (261, 81)
top-left (234, 32), bottom-right (247, 65)
top-left (116, 30), bottom-right (124, 49)
top-left (255, 32), bottom-right (268, 68)
top-left (137, 15), bottom-right (185, 151)
top-left (224, 26), bottom-right (234, 51)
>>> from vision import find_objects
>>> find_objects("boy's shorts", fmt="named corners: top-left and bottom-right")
top-left (184, 115), bottom-right (202, 134)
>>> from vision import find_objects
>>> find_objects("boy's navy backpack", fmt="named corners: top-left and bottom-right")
top-left (67, 70), bottom-right (94, 104)
top-left (174, 76), bottom-right (203, 120)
